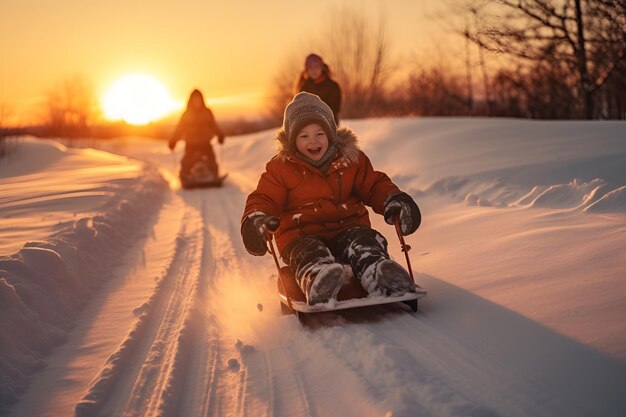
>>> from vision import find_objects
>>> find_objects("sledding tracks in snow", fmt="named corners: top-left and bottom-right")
top-left (78, 174), bottom-right (626, 417)
top-left (74, 202), bottom-right (204, 416)
top-left (73, 188), bottom-right (253, 417)
top-left (8, 135), bottom-right (625, 417)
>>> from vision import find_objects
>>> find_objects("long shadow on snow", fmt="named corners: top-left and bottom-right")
top-left (298, 273), bottom-right (626, 417)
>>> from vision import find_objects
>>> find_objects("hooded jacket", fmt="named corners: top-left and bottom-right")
top-left (170, 90), bottom-right (224, 151)
top-left (242, 126), bottom-right (399, 255)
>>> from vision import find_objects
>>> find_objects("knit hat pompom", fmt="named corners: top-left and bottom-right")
top-left (283, 92), bottom-right (337, 150)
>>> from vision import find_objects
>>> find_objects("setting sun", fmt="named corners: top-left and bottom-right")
top-left (102, 74), bottom-right (180, 125)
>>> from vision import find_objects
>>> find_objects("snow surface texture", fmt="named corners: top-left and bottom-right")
top-left (0, 138), bottom-right (167, 411)
top-left (1, 118), bottom-right (626, 417)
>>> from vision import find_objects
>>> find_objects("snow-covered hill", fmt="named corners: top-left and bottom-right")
top-left (1, 118), bottom-right (625, 417)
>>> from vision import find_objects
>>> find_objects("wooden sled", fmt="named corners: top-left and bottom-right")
top-left (276, 264), bottom-right (425, 316)
top-left (181, 173), bottom-right (228, 189)
top-left (267, 218), bottom-right (426, 319)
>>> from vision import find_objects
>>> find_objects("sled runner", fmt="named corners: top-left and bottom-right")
top-left (266, 218), bottom-right (426, 318)
top-left (275, 265), bottom-right (425, 315)
top-left (181, 172), bottom-right (228, 189)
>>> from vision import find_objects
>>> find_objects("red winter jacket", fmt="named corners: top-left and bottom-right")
top-left (242, 127), bottom-right (399, 255)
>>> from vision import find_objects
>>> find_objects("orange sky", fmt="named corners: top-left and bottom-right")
top-left (0, 1), bottom-right (460, 125)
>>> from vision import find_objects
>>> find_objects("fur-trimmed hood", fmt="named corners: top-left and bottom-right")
top-left (244, 124), bottom-right (399, 254)
top-left (275, 126), bottom-right (360, 164)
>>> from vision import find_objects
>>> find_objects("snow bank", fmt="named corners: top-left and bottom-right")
top-left (347, 118), bottom-right (626, 214)
top-left (2, 119), bottom-right (625, 416)
top-left (0, 138), bottom-right (167, 411)
top-left (585, 185), bottom-right (626, 213)
top-left (399, 173), bottom-right (625, 214)
top-left (226, 118), bottom-right (626, 215)
top-left (437, 176), bottom-right (624, 212)
top-left (0, 139), bottom-right (66, 179)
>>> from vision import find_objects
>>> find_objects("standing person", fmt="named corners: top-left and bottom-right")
top-left (168, 89), bottom-right (225, 179)
top-left (240, 92), bottom-right (423, 305)
top-left (295, 53), bottom-right (342, 124)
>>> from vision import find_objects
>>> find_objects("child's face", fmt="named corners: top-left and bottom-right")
top-left (295, 123), bottom-right (329, 162)
top-left (306, 62), bottom-right (323, 79)
top-left (190, 95), bottom-right (204, 109)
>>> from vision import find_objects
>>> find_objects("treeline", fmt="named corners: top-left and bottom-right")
top-left (376, 57), bottom-right (624, 119)
top-left (2, 1), bottom-right (624, 142)
top-left (271, 1), bottom-right (625, 121)
top-left (34, 118), bottom-right (278, 140)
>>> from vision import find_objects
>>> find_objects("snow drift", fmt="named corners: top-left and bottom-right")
top-left (0, 138), bottom-right (167, 410)
top-left (1, 118), bottom-right (625, 417)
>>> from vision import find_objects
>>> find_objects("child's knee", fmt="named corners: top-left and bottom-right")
top-left (347, 227), bottom-right (388, 252)
top-left (283, 237), bottom-right (333, 266)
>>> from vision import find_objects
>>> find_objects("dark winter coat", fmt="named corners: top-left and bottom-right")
top-left (170, 107), bottom-right (224, 152)
top-left (242, 127), bottom-right (399, 255)
top-left (298, 75), bottom-right (342, 124)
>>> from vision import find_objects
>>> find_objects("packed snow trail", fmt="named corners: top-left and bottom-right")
top-left (71, 173), bottom-right (625, 417)
top-left (73, 188), bottom-right (254, 417)
top-left (5, 121), bottom-right (626, 417)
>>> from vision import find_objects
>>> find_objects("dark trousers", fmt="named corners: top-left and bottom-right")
top-left (282, 226), bottom-right (390, 292)
top-left (180, 145), bottom-right (217, 177)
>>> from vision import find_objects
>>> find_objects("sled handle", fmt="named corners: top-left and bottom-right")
top-left (394, 217), bottom-right (415, 283)
top-left (266, 230), bottom-right (294, 311)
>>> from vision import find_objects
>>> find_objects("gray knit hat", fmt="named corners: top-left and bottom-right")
top-left (283, 92), bottom-right (337, 149)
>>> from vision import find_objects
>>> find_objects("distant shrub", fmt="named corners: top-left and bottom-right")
top-left (0, 135), bottom-right (18, 159)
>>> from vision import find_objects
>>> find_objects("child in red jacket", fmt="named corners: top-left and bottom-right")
top-left (241, 92), bottom-right (422, 305)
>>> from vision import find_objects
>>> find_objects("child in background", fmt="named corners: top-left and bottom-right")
top-left (169, 89), bottom-right (225, 179)
top-left (241, 92), bottom-right (423, 305)
top-left (295, 53), bottom-right (341, 124)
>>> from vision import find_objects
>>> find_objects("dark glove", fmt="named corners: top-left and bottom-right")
top-left (384, 192), bottom-right (421, 235)
top-left (218, 135), bottom-right (225, 145)
top-left (241, 213), bottom-right (280, 256)
top-left (168, 139), bottom-right (176, 150)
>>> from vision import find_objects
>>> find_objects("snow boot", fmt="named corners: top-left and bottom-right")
top-left (372, 259), bottom-right (421, 296)
top-left (305, 263), bottom-right (345, 305)
top-left (283, 236), bottom-right (345, 305)
top-left (328, 226), bottom-right (410, 296)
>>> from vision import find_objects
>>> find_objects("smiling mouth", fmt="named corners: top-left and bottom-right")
top-left (308, 147), bottom-right (322, 155)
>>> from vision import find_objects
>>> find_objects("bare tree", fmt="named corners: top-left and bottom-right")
top-left (482, 57), bottom-right (588, 119)
top-left (0, 104), bottom-right (9, 130)
top-left (0, 104), bottom-right (9, 157)
top-left (404, 65), bottom-right (470, 116)
top-left (464, 21), bottom-right (475, 114)
top-left (266, 56), bottom-right (303, 123)
top-left (489, 68), bottom-right (528, 117)
top-left (269, 5), bottom-right (394, 120)
top-left (461, 0), bottom-right (626, 119)
top-left (43, 75), bottom-right (100, 137)
top-left (321, 5), bottom-right (393, 118)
